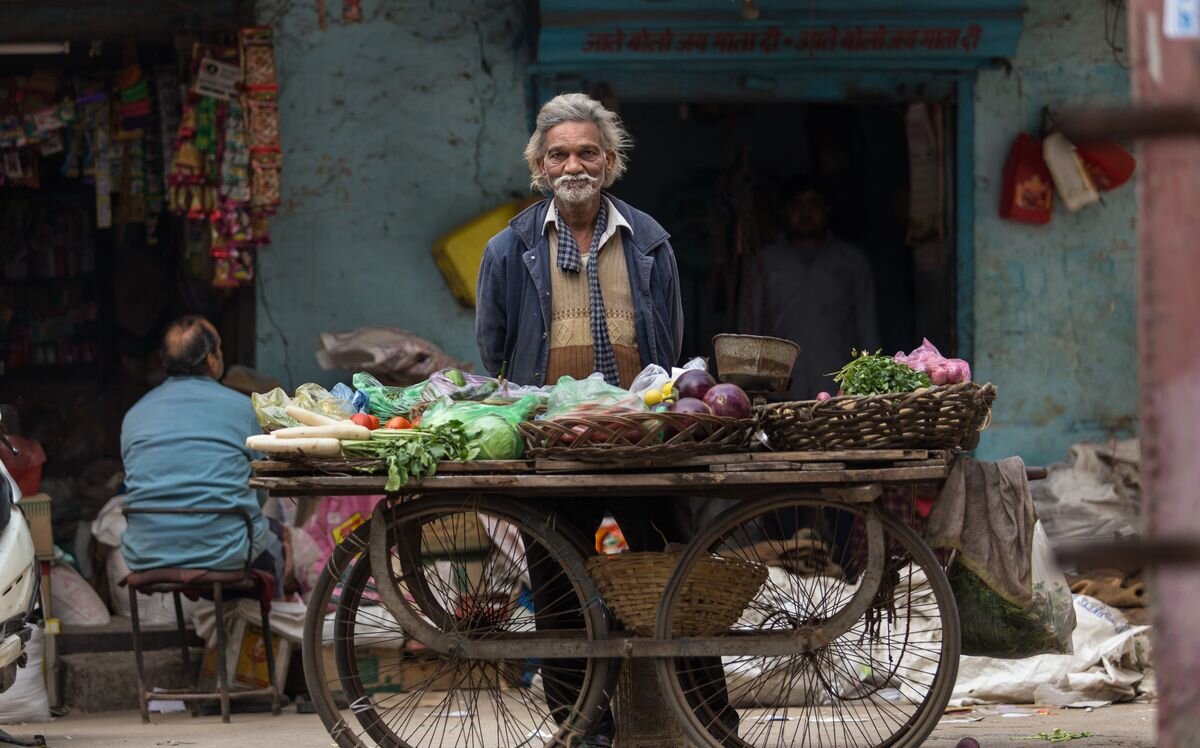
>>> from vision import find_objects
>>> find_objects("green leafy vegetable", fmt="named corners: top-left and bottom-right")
top-left (341, 422), bottom-right (471, 491)
top-left (830, 350), bottom-right (932, 396)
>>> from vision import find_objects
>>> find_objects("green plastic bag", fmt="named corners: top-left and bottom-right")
top-left (353, 372), bottom-right (428, 420)
top-left (420, 396), bottom-right (540, 460)
top-left (545, 374), bottom-right (645, 419)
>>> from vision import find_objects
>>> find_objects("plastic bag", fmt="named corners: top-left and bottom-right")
top-left (51, 563), bottom-right (111, 626)
top-left (330, 382), bottom-right (369, 414)
top-left (952, 521), bottom-right (1076, 658)
top-left (424, 369), bottom-right (501, 402)
top-left (353, 372), bottom-right (428, 420)
top-left (545, 374), bottom-right (646, 420)
top-left (420, 396), bottom-right (540, 460)
top-left (894, 338), bottom-right (972, 385)
top-left (629, 357), bottom-right (708, 397)
top-left (316, 326), bottom-right (472, 385)
top-left (251, 387), bottom-right (300, 429)
top-left (292, 383), bottom-right (356, 419)
top-left (0, 627), bottom-right (50, 723)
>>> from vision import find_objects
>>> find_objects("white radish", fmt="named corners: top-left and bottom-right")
top-left (272, 423), bottom-right (371, 440)
top-left (284, 406), bottom-right (341, 427)
top-left (246, 435), bottom-right (342, 457)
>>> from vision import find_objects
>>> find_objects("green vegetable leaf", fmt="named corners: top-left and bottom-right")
top-left (341, 422), bottom-right (472, 491)
top-left (829, 350), bottom-right (932, 396)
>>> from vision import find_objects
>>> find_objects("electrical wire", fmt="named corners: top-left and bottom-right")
top-left (1106, 0), bottom-right (1130, 70)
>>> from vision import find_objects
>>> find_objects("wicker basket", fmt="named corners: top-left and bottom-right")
top-left (586, 552), bottom-right (768, 637)
top-left (757, 381), bottom-right (997, 451)
top-left (518, 412), bottom-right (753, 462)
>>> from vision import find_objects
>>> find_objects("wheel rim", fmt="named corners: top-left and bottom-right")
top-left (655, 496), bottom-right (960, 748)
top-left (302, 495), bottom-right (617, 748)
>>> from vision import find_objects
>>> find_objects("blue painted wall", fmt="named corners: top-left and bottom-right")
top-left (971, 0), bottom-right (1137, 465)
top-left (255, 0), bottom-right (1137, 467)
top-left (254, 0), bottom-right (531, 388)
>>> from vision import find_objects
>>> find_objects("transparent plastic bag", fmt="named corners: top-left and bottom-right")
top-left (629, 357), bottom-right (709, 397)
top-left (545, 374), bottom-right (646, 419)
top-left (292, 383), bottom-right (356, 420)
top-left (424, 369), bottom-right (501, 402)
top-left (251, 387), bottom-right (299, 429)
top-left (952, 520), bottom-right (1076, 658)
top-left (420, 396), bottom-right (540, 460)
top-left (353, 372), bottom-right (428, 420)
top-left (330, 382), bottom-right (369, 414)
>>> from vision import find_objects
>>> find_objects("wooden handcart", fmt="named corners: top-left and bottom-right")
top-left (252, 449), bottom-right (971, 748)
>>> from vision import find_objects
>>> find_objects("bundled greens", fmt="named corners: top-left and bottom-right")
top-left (341, 422), bottom-right (471, 491)
top-left (831, 350), bottom-right (932, 396)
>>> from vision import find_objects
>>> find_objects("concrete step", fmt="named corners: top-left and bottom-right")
top-left (59, 616), bottom-right (203, 656)
top-left (60, 649), bottom-right (198, 713)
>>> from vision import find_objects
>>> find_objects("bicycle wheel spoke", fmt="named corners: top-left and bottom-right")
top-left (304, 498), bottom-right (615, 747)
top-left (659, 498), bottom-right (960, 748)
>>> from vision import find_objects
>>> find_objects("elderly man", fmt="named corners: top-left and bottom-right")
top-left (121, 315), bottom-right (286, 590)
top-left (476, 93), bottom-right (734, 746)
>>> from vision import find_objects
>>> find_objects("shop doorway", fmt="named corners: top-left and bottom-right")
top-left (614, 100), bottom-right (957, 374)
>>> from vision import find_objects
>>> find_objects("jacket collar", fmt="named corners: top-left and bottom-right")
top-left (511, 192), bottom-right (668, 255)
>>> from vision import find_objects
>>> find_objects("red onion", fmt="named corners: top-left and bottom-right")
top-left (702, 383), bottom-right (752, 419)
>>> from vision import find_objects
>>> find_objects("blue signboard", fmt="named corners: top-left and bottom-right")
top-left (537, 0), bottom-right (1024, 72)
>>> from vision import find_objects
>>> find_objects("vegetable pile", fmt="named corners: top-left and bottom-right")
top-left (894, 338), bottom-right (972, 385)
top-left (831, 350), bottom-right (932, 396)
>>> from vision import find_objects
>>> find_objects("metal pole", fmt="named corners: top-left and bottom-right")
top-left (1127, 2), bottom-right (1200, 745)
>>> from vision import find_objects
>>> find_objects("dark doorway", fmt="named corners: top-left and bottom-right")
top-left (614, 100), bottom-right (957, 378)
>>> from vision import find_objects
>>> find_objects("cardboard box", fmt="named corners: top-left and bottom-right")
top-left (321, 647), bottom-right (516, 697)
top-left (421, 513), bottom-right (491, 557)
top-left (398, 654), bottom-right (507, 692)
top-left (200, 619), bottom-right (291, 691)
top-left (20, 494), bottom-right (53, 559)
top-left (321, 644), bottom-right (404, 698)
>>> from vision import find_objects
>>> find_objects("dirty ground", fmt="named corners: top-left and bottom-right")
top-left (0, 700), bottom-right (1155, 747)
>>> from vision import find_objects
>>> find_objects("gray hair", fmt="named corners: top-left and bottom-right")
top-left (524, 93), bottom-right (632, 193)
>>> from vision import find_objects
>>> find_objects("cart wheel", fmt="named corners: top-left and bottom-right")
top-left (302, 496), bottom-right (617, 748)
top-left (654, 497), bottom-right (960, 748)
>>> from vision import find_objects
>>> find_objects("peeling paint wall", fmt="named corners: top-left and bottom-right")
top-left (254, 0), bottom-right (531, 388)
top-left (972, 0), bottom-right (1137, 465)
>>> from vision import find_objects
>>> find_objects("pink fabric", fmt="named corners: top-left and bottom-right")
top-left (296, 495), bottom-right (385, 595)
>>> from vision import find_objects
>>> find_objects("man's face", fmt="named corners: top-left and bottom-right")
top-left (784, 189), bottom-right (827, 239)
top-left (539, 121), bottom-right (614, 207)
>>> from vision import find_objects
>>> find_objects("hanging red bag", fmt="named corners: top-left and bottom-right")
top-left (999, 132), bottom-right (1054, 225)
top-left (1075, 140), bottom-right (1137, 191)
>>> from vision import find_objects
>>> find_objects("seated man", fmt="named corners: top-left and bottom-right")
top-left (121, 315), bottom-right (285, 591)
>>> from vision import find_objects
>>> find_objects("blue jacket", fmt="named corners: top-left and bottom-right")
top-left (475, 194), bottom-right (684, 387)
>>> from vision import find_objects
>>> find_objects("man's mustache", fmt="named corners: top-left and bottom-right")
top-left (553, 173), bottom-right (599, 188)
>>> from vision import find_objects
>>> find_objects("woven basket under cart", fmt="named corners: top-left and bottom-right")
top-left (586, 552), bottom-right (769, 637)
top-left (757, 382), bottom-right (997, 451)
top-left (518, 412), bottom-right (753, 462)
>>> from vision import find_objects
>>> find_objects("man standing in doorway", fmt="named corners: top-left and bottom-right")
top-left (740, 175), bottom-right (880, 398)
top-left (476, 93), bottom-right (734, 746)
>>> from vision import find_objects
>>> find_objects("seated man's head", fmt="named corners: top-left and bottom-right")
top-left (781, 174), bottom-right (829, 243)
top-left (160, 315), bottom-right (224, 380)
top-left (524, 93), bottom-right (632, 207)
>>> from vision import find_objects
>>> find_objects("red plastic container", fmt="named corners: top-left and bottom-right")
top-left (999, 132), bottom-right (1055, 225)
top-left (1, 437), bottom-right (46, 496)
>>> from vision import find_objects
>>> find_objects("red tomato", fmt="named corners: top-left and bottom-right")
top-left (350, 413), bottom-right (380, 430)
top-left (385, 416), bottom-right (412, 430)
